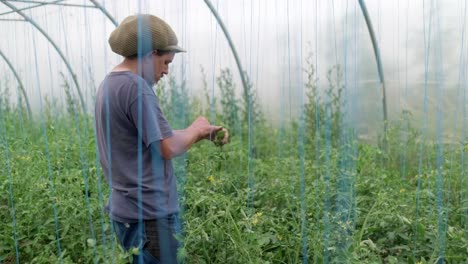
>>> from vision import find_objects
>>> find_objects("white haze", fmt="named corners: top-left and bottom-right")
top-left (0, 0), bottom-right (466, 140)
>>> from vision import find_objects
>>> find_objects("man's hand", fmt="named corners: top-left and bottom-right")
top-left (160, 116), bottom-right (230, 159)
top-left (214, 128), bottom-right (229, 146)
top-left (190, 116), bottom-right (229, 145)
top-left (189, 116), bottom-right (223, 142)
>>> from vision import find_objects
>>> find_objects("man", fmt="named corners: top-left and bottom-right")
top-left (94, 14), bottom-right (228, 263)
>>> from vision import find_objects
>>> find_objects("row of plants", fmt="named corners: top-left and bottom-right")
top-left (0, 59), bottom-right (467, 263)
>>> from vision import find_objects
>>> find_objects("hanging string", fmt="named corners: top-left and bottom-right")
top-left (433, 1), bottom-right (447, 261)
top-left (402, 0), bottom-right (410, 181)
top-left (83, 0), bottom-right (109, 259)
top-left (0, 69), bottom-right (20, 264)
top-left (11, 19), bottom-right (24, 138)
top-left (335, 0), bottom-right (351, 258)
top-left (321, 1), bottom-right (336, 261)
top-left (246, 0), bottom-right (254, 210)
top-left (462, 0), bottom-right (468, 235)
top-left (209, 0), bottom-right (218, 124)
top-left (313, 0), bottom-right (321, 263)
top-left (444, 0), bottom-right (468, 257)
top-left (254, 0), bottom-right (261, 102)
top-left (397, 0), bottom-right (408, 181)
top-left (136, 3), bottom-right (145, 263)
top-left (99, 1), bottom-right (117, 262)
top-left (397, 0), bottom-right (401, 114)
top-left (40, 6), bottom-right (67, 262)
top-left (298, 0), bottom-right (308, 262)
top-left (175, 0), bottom-right (189, 260)
top-left (414, 0), bottom-right (434, 258)
top-left (42, 6), bottom-right (59, 126)
top-left (57, 5), bottom-right (98, 262)
top-left (238, 0), bottom-right (245, 174)
top-left (274, 0), bottom-right (282, 186)
top-left (286, 0), bottom-right (293, 199)
top-left (351, 0), bottom-right (359, 233)
top-left (30, 10), bottom-right (63, 262)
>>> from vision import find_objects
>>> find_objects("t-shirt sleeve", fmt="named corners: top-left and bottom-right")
top-left (128, 90), bottom-right (173, 147)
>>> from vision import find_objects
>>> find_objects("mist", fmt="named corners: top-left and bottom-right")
top-left (0, 0), bottom-right (466, 139)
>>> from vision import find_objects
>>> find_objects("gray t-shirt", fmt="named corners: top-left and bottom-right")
top-left (95, 71), bottom-right (178, 222)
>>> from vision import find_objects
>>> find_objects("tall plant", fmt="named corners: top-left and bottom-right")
top-left (217, 69), bottom-right (240, 136)
top-left (155, 74), bottom-right (192, 129)
top-left (303, 54), bottom-right (344, 149)
top-left (241, 72), bottom-right (263, 127)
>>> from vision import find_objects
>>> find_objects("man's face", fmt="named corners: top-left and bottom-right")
top-left (152, 51), bottom-right (175, 83)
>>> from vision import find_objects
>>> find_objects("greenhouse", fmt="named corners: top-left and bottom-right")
top-left (0, 0), bottom-right (467, 263)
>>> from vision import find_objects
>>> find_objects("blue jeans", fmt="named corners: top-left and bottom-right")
top-left (112, 215), bottom-right (180, 264)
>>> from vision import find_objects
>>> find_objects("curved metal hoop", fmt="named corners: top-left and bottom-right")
top-left (203, 0), bottom-right (249, 101)
top-left (2, 0), bottom-right (248, 117)
top-left (358, 0), bottom-right (388, 139)
top-left (1, 0), bottom-right (87, 114)
top-left (205, 0), bottom-right (387, 139)
top-left (0, 49), bottom-right (32, 117)
top-left (89, 0), bottom-right (118, 27)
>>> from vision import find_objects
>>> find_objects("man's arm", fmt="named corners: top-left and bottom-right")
top-left (158, 116), bottom-right (226, 160)
top-left (160, 129), bottom-right (199, 159)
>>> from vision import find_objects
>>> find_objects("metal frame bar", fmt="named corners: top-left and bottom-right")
top-left (358, 0), bottom-right (388, 141)
top-left (89, 0), bottom-right (117, 26)
top-left (0, 18), bottom-right (24, 21)
top-left (0, 0), bottom-right (118, 117)
top-left (0, 0), bottom-right (65, 16)
top-left (0, 0), bottom-right (86, 114)
top-left (0, 49), bottom-right (32, 117)
top-left (6, 0), bottom-right (95, 8)
top-left (203, 0), bottom-right (249, 107)
top-left (0, 0), bottom-right (387, 131)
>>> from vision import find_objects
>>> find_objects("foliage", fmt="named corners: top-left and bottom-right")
top-left (304, 53), bottom-right (344, 150)
top-left (59, 72), bottom-right (80, 118)
top-left (0, 67), bottom-right (467, 263)
top-left (155, 74), bottom-right (192, 130)
top-left (217, 69), bottom-right (241, 137)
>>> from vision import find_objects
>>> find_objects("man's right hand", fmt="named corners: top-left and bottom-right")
top-left (189, 116), bottom-right (223, 142)
top-left (160, 116), bottom-right (228, 159)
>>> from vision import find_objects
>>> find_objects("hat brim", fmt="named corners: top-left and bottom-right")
top-left (160, 45), bottom-right (186, 53)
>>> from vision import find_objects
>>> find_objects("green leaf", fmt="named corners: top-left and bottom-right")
top-left (130, 247), bottom-right (140, 256)
top-left (86, 238), bottom-right (96, 247)
top-left (386, 256), bottom-right (398, 264)
top-left (258, 235), bottom-right (270, 246)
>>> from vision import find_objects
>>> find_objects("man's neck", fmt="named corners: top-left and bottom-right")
top-left (112, 58), bottom-right (138, 74)
top-left (112, 58), bottom-right (156, 87)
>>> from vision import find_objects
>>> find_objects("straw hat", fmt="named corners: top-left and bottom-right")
top-left (109, 14), bottom-right (185, 57)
